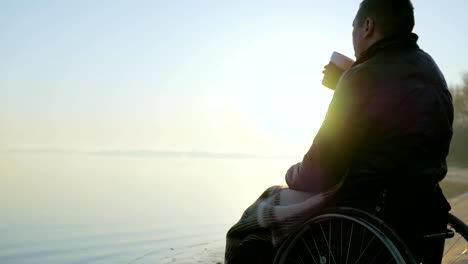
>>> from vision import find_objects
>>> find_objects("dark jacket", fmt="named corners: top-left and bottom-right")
top-left (287, 33), bottom-right (453, 230)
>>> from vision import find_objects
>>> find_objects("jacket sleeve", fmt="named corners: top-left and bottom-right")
top-left (286, 69), bottom-right (374, 192)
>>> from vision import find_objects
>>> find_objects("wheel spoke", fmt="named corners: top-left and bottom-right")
top-left (311, 228), bottom-right (322, 259)
top-left (329, 220), bottom-right (333, 264)
top-left (360, 228), bottom-right (366, 255)
top-left (303, 234), bottom-right (319, 264)
top-left (345, 223), bottom-right (354, 264)
top-left (320, 221), bottom-right (337, 264)
top-left (368, 244), bottom-right (386, 264)
top-left (340, 219), bottom-right (343, 263)
top-left (329, 221), bottom-right (331, 264)
top-left (354, 235), bottom-right (376, 263)
top-left (297, 253), bottom-right (306, 264)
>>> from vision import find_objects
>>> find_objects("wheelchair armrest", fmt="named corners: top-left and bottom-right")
top-left (420, 229), bottom-right (454, 240)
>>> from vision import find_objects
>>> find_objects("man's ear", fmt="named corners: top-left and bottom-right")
top-left (363, 17), bottom-right (375, 38)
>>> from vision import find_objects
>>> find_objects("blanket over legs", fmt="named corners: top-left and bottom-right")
top-left (224, 185), bottom-right (338, 264)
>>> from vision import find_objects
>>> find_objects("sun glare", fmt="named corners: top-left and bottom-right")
top-left (239, 78), bottom-right (334, 147)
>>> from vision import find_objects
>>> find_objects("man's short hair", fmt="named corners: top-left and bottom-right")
top-left (356, 0), bottom-right (415, 36)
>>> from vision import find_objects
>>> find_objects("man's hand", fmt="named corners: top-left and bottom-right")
top-left (285, 162), bottom-right (302, 188)
top-left (322, 63), bottom-right (347, 90)
top-left (285, 159), bottom-right (331, 192)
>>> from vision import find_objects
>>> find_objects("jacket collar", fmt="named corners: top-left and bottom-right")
top-left (353, 33), bottom-right (420, 67)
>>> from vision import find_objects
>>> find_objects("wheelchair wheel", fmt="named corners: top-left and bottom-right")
top-left (273, 207), bottom-right (416, 264)
top-left (442, 213), bottom-right (468, 264)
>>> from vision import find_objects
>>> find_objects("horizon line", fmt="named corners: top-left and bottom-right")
top-left (0, 148), bottom-right (298, 160)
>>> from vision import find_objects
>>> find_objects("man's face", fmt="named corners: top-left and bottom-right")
top-left (352, 16), bottom-right (365, 59)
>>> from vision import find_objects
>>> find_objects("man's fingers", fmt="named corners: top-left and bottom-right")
top-left (322, 65), bottom-right (329, 75)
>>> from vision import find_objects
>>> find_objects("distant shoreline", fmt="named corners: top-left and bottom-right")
top-left (0, 148), bottom-right (298, 160)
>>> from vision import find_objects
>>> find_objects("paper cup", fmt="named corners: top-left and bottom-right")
top-left (322, 51), bottom-right (355, 90)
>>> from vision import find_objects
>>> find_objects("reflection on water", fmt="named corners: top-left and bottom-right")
top-left (0, 153), bottom-right (295, 263)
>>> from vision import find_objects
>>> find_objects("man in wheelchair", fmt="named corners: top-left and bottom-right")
top-left (225, 0), bottom-right (453, 263)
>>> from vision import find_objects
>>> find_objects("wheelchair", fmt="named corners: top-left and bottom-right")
top-left (273, 207), bottom-right (468, 264)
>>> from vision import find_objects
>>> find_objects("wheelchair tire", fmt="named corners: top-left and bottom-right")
top-left (273, 207), bottom-right (416, 264)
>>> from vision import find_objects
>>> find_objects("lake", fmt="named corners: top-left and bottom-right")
top-left (1, 153), bottom-right (467, 263)
top-left (0, 153), bottom-right (296, 263)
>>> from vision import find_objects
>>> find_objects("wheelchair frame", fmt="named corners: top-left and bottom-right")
top-left (273, 207), bottom-right (467, 264)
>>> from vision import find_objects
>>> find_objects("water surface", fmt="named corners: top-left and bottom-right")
top-left (0, 153), bottom-right (295, 263)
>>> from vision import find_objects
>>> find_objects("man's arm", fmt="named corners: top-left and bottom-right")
top-left (286, 69), bottom-right (374, 192)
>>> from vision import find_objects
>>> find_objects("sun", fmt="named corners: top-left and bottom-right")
top-left (241, 80), bottom-right (334, 146)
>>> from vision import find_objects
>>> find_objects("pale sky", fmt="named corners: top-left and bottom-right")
top-left (1, 0), bottom-right (467, 156)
